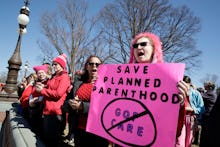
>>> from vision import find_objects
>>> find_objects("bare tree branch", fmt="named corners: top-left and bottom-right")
top-left (96, 0), bottom-right (202, 72)
top-left (38, 0), bottom-right (203, 80)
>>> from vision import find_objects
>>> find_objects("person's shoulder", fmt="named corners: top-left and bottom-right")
top-left (73, 77), bottom-right (83, 87)
top-left (55, 70), bottom-right (69, 78)
top-left (190, 87), bottom-right (197, 93)
top-left (207, 91), bottom-right (217, 98)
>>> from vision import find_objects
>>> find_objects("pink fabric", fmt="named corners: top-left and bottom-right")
top-left (33, 64), bottom-right (48, 73)
top-left (129, 32), bottom-right (163, 63)
top-left (37, 70), bottom-right (71, 115)
top-left (176, 115), bottom-right (195, 147)
top-left (53, 53), bottom-right (67, 69)
top-left (87, 63), bottom-right (185, 146)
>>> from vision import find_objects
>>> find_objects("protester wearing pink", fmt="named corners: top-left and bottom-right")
top-left (30, 64), bottom-right (49, 105)
top-left (128, 32), bottom-right (189, 146)
top-left (28, 64), bottom-right (50, 138)
top-left (34, 53), bottom-right (71, 147)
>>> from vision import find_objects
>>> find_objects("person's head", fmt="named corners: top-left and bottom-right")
top-left (197, 87), bottom-right (205, 93)
top-left (183, 75), bottom-right (196, 89)
top-left (20, 77), bottom-right (27, 88)
top-left (52, 53), bottom-right (67, 74)
top-left (129, 32), bottom-right (163, 63)
top-left (183, 75), bottom-right (191, 84)
top-left (26, 73), bottom-right (37, 85)
top-left (33, 64), bottom-right (49, 81)
top-left (204, 81), bottom-right (215, 91)
top-left (21, 77), bottom-right (27, 83)
top-left (81, 55), bottom-right (102, 82)
top-left (43, 62), bottom-right (53, 77)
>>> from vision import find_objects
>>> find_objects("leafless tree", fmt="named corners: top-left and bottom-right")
top-left (38, 0), bottom-right (114, 80)
top-left (95, 0), bottom-right (202, 71)
top-left (199, 73), bottom-right (219, 87)
top-left (38, 0), bottom-right (202, 80)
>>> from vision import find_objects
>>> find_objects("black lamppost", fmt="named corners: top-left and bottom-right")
top-left (0, 0), bottom-right (30, 99)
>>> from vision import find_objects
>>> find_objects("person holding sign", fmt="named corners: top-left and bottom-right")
top-left (84, 32), bottom-right (188, 147)
top-left (68, 55), bottom-right (109, 147)
top-left (129, 32), bottom-right (189, 142)
top-left (129, 32), bottom-right (188, 103)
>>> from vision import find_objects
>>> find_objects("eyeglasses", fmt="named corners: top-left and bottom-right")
top-left (88, 62), bottom-right (100, 67)
top-left (132, 42), bottom-right (149, 48)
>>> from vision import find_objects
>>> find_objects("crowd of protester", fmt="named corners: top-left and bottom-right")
top-left (14, 32), bottom-right (219, 147)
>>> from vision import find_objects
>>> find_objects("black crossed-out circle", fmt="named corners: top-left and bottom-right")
top-left (101, 98), bottom-right (157, 147)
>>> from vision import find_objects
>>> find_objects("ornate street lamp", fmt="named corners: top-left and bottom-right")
top-left (0, 0), bottom-right (30, 99)
top-left (24, 61), bottom-right (29, 78)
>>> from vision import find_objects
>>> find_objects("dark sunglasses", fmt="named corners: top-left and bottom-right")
top-left (132, 42), bottom-right (149, 48)
top-left (88, 62), bottom-right (100, 67)
top-left (52, 63), bottom-right (58, 66)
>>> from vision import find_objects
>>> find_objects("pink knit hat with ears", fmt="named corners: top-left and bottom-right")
top-left (52, 53), bottom-right (67, 69)
top-left (33, 64), bottom-right (48, 73)
top-left (129, 32), bottom-right (163, 63)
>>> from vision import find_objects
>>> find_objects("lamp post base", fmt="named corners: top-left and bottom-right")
top-left (0, 90), bottom-right (19, 101)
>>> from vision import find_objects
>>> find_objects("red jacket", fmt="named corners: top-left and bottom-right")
top-left (20, 84), bottom-right (33, 109)
top-left (36, 71), bottom-right (71, 115)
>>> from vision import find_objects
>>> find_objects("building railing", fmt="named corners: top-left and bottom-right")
top-left (0, 105), bottom-right (45, 147)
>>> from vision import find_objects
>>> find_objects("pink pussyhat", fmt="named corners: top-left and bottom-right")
top-left (33, 64), bottom-right (48, 73)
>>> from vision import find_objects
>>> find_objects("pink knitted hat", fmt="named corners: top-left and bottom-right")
top-left (129, 32), bottom-right (163, 63)
top-left (33, 65), bottom-right (48, 73)
top-left (52, 53), bottom-right (67, 69)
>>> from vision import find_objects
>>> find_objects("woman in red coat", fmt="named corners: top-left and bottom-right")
top-left (34, 53), bottom-right (71, 147)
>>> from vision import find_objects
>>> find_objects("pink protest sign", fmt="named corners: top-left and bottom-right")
top-left (86, 63), bottom-right (185, 147)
